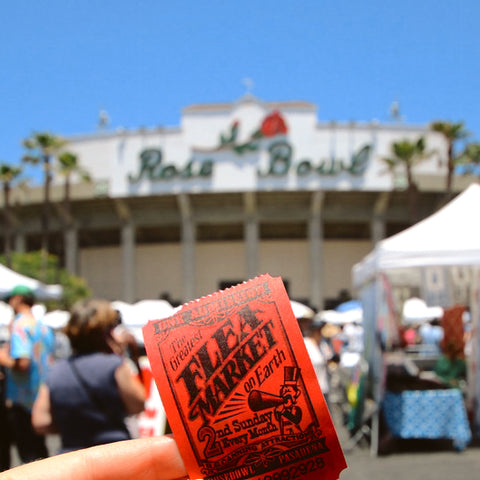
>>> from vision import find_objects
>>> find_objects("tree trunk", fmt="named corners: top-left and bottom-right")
top-left (64, 175), bottom-right (71, 221)
top-left (446, 142), bottom-right (454, 195)
top-left (406, 166), bottom-right (418, 224)
top-left (41, 154), bottom-right (51, 280)
top-left (3, 183), bottom-right (12, 267)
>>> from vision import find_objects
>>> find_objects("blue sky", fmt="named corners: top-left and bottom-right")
top-left (1, 1), bottom-right (479, 183)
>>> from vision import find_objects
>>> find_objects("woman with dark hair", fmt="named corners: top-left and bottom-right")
top-left (32, 299), bottom-right (145, 453)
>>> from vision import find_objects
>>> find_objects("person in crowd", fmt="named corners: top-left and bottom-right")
top-left (419, 318), bottom-right (444, 354)
top-left (401, 323), bottom-right (419, 347)
top-left (433, 304), bottom-right (467, 387)
top-left (0, 366), bottom-right (9, 471)
top-left (109, 319), bottom-right (145, 438)
top-left (434, 339), bottom-right (466, 388)
top-left (303, 317), bottom-right (333, 402)
top-left (329, 324), bottom-right (347, 359)
top-left (32, 299), bottom-right (146, 453)
top-left (0, 285), bottom-right (55, 468)
top-left (0, 436), bottom-right (187, 480)
top-left (343, 321), bottom-right (364, 354)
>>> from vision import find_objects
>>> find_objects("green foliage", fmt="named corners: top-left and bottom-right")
top-left (0, 251), bottom-right (91, 310)
top-left (3, 251), bottom-right (56, 281)
top-left (0, 163), bottom-right (22, 184)
top-left (58, 151), bottom-right (91, 182)
top-left (22, 131), bottom-right (67, 157)
top-left (458, 143), bottom-right (480, 165)
top-left (58, 151), bottom-right (78, 171)
top-left (390, 138), bottom-right (426, 167)
top-left (430, 121), bottom-right (470, 193)
top-left (382, 137), bottom-right (430, 189)
top-left (430, 121), bottom-right (469, 143)
top-left (57, 268), bottom-right (91, 311)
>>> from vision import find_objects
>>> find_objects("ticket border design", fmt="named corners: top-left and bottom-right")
top-left (143, 274), bottom-right (347, 480)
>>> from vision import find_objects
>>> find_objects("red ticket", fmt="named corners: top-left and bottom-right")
top-left (143, 274), bottom-right (347, 480)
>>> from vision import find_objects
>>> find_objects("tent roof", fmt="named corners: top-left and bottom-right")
top-left (0, 264), bottom-right (63, 300)
top-left (353, 183), bottom-right (480, 287)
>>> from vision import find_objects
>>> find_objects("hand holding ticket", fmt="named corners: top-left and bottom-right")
top-left (143, 274), bottom-right (347, 480)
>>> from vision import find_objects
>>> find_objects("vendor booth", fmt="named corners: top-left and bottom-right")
top-left (352, 183), bottom-right (480, 453)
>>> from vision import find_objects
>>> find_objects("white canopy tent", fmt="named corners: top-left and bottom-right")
top-left (352, 183), bottom-right (480, 446)
top-left (0, 263), bottom-right (63, 300)
top-left (290, 300), bottom-right (315, 320)
top-left (354, 183), bottom-right (480, 287)
top-left (112, 299), bottom-right (176, 345)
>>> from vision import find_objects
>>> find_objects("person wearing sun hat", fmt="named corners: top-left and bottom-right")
top-left (303, 315), bottom-right (333, 404)
top-left (0, 285), bottom-right (55, 468)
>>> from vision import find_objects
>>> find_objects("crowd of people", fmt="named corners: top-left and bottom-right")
top-left (1, 281), bottom-right (474, 478)
top-left (297, 305), bottom-right (365, 415)
top-left (0, 284), bottom-right (366, 475)
top-left (398, 303), bottom-right (470, 389)
top-left (0, 286), bottom-right (147, 472)
top-left (8, 283), bottom-right (472, 475)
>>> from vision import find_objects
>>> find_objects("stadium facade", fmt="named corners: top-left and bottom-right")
top-left (4, 96), bottom-right (466, 308)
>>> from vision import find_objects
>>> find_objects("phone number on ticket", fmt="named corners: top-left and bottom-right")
top-left (253, 456), bottom-right (325, 480)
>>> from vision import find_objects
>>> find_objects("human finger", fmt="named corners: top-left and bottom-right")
top-left (0, 436), bottom-right (188, 480)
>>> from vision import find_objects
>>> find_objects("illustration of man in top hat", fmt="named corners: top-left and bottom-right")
top-left (274, 366), bottom-right (302, 435)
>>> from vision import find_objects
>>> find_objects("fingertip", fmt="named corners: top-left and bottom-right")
top-left (142, 436), bottom-right (188, 480)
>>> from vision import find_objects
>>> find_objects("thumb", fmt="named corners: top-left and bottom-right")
top-left (1, 436), bottom-right (188, 480)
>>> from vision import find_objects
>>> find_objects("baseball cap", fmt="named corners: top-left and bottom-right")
top-left (4, 285), bottom-right (35, 301)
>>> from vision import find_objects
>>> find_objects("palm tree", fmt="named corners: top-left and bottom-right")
top-left (22, 132), bottom-right (66, 278)
top-left (456, 142), bottom-right (480, 176)
top-left (430, 121), bottom-right (469, 195)
top-left (382, 137), bottom-right (430, 223)
top-left (58, 151), bottom-right (91, 217)
top-left (0, 163), bottom-right (22, 267)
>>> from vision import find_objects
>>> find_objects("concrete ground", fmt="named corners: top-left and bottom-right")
top-left (341, 441), bottom-right (480, 480)
top-left (335, 406), bottom-right (480, 480)
top-left (8, 413), bottom-right (480, 479)
top-left (9, 432), bottom-right (479, 480)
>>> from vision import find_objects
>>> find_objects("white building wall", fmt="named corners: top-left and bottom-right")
top-left (80, 243), bottom-right (183, 301)
top-left (195, 242), bottom-right (245, 298)
top-left (323, 240), bottom-right (372, 298)
top-left (260, 240), bottom-right (309, 300)
top-left (79, 247), bottom-right (123, 300)
top-left (79, 238), bottom-right (372, 304)
top-left (63, 99), bottom-right (448, 199)
top-left (136, 244), bottom-right (182, 301)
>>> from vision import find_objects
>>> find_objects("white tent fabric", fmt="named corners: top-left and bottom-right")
top-left (43, 310), bottom-right (70, 330)
top-left (402, 297), bottom-right (443, 324)
top-left (32, 304), bottom-right (47, 321)
top-left (353, 183), bottom-right (480, 287)
top-left (316, 308), bottom-right (363, 325)
top-left (290, 300), bottom-right (315, 320)
top-left (0, 301), bottom-right (13, 327)
top-left (112, 299), bottom-right (175, 345)
top-left (352, 183), bottom-right (480, 442)
top-left (112, 299), bottom-right (175, 327)
top-left (0, 264), bottom-right (63, 300)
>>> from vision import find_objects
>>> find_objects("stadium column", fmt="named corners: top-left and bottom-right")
top-left (370, 191), bottom-right (390, 246)
top-left (64, 226), bottom-right (78, 275)
top-left (54, 202), bottom-right (78, 275)
top-left (14, 232), bottom-right (26, 253)
top-left (309, 191), bottom-right (324, 310)
top-left (121, 220), bottom-right (136, 303)
top-left (178, 194), bottom-right (196, 302)
top-left (243, 192), bottom-right (259, 280)
top-left (114, 199), bottom-right (136, 303)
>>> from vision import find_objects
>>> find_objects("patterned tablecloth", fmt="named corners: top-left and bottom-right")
top-left (382, 389), bottom-right (472, 450)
